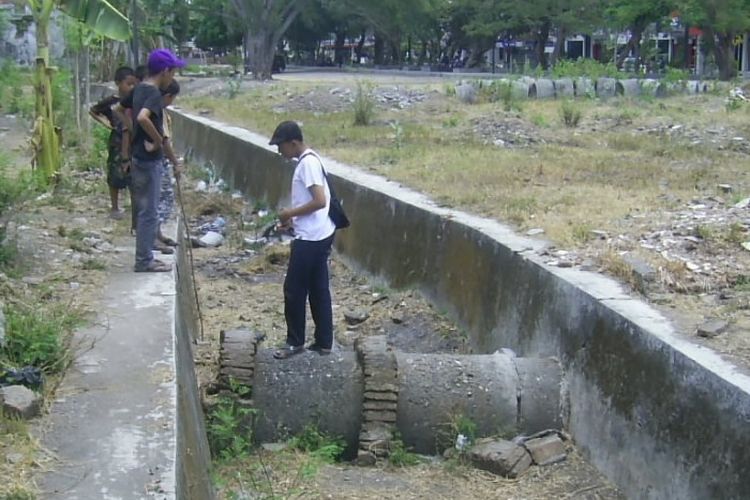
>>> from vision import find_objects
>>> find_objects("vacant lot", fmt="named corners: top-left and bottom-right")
top-left (180, 72), bottom-right (750, 369)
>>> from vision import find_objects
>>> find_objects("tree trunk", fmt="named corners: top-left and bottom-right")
top-left (390, 36), bottom-right (402, 65)
top-left (73, 48), bottom-right (81, 130)
top-left (32, 0), bottom-right (60, 183)
top-left (248, 31), bottom-right (274, 80)
top-left (535, 20), bottom-right (551, 69)
top-left (334, 30), bottom-right (346, 67)
top-left (354, 30), bottom-right (366, 63)
top-left (83, 44), bottom-right (91, 140)
top-left (617, 22), bottom-right (645, 68)
top-left (715, 32), bottom-right (737, 81)
top-left (550, 26), bottom-right (567, 66)
top-left (374, 34), bottom-right (384, 65)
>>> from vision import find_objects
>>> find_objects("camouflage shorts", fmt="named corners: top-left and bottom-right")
top-left (158, 160), bottom-right (175, 224)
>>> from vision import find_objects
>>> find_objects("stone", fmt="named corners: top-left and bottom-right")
top-left (456, 83), bottom-right (477, 104)
top-left (526, 228), bottom-right (545, 236)
top-left (466, 439), bottom-right (532, 478)
top-left (344, 308), bottom-right (370, 325)
top-left (22, 276), bottom-right (44, 286)
top-left (355, 449), bottom-right (377, 466)
top-left (363, 391), bottom-right (399, 402)
top-left (523, 435), bottom-right (567, 466)
top-left (363, 400), bottom-right (398, 411)
top-left (1, 385), bottom-right (41, 419)
top-left (261, 442), bottom-right (288, 452)
top-left (391, 313), bottom-right (404, 325)
top-left (622, 254), bottom-right (656, 286)
top-left (6, 452), bottom-right (23, 464)
top-left (717, 184), bottom-right (733, 193)
top-left (199, 231), bottom-right (224, 247)
top-left (697, 319), bottom-right (729, 338)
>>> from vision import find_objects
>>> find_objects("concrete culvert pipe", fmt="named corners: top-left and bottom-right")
top-left (641, 79), bottom-right (667, 98)
top-left (240, 338), bottom-right (562, 455)
top-left (534, 79), bottom-right (556, 99)
top-left (395, 351), bottom-right (562, 454)
top-left (554, 78), bottom-right (575, 98)
top-left (596, 77), bottom-right (617, 98)
top-left (575, 77), bottom-right (594, 98)
top-left (252, 349), bottom-right (364, 454)
top-left (511, 79), bottom-right (536, 99)
top-left (616, 79), bottom-right (641, 97)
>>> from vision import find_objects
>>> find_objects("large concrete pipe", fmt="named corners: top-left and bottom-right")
top-left (616, 79), bottom-right (641, 97)
top-left (252, 349), bottom-right (364, 453)
top-left (222, 331), bottom-right (562, 455)
top-left (534, 79), bottom-right (556, 99)
top-left (575, 77), bottom-right (594, 97)
top-left (554, 78), bottom-right (575, 98)
top-left (396, 351), bottom-right (562, 453)
top-left (596, 78), bottom-right (617, 98)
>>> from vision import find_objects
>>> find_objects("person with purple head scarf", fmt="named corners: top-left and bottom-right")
top-left (128, 49), bottom-right (184, 272)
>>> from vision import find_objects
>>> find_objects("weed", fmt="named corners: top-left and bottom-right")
top-left (388, 434), bottom-right (421, 467)
top-left (599, 250), bottom-right (639, 290)
top-left (695, 224), bottom-right (713, 241)
top-left (81, 259), bottom-right (106, 271)
top-left (352, 81), bottom-right (376, 126)
top-left (1, 304), bottom-right (81, 374)
top-left (0, 487), bottom-right (36, 500)
top-left (226, 77), bottom-right (242, 99)
top-left (531, 114), bottom-right (547, 127)
top-left (227, 377), bottom-right (252, 398)
top-left (442, 115), bottom-right (459, 128)
top-left (288, 423), bottom-right (344, 463)
top-left (734, 275), bottom-right (750, 292)
top-left (663, 67), bottom-right (689, 85)
top-left (444, 83), bottom-right (456, 97)
top-left (725, 223), bottom-right (746, 245)
top-left (390, 121), bottom-right (405, 149)
top-left (207, 397), bottom-right (256, 460)
top-left (725, 97), bottom-right (744, 113)
top-left (559, 100), bottom-right (582, 128)
top-left (551, 58), bottom-right (619, 79)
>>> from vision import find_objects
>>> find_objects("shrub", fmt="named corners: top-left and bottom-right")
top-left (560, 100), bottom-right (583, 128)
top-left (352, 81), bottom-right (376, 126)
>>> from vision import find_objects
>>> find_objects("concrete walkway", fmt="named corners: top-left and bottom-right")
top-left (38, 246), bottom-right (177, 499)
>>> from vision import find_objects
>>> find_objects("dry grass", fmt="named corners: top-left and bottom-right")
top-left (182, 83), bottom-right (750, 255)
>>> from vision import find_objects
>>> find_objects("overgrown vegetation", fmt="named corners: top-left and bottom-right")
top-left (1, 303), bottom-right (82, 374)
top-left (352, 80), bottom-right (376, 126)
top-left (288, 423), bottom-right (345, 463)
top-left (551, 58), bottom-right (620, 79)
top-left (559, 99), bottom-right (583, 127)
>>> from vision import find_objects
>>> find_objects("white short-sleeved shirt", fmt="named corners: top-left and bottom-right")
top-left (291, 149), bottom-right (336, 241)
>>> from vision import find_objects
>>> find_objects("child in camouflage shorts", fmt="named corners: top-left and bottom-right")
top-left (153, 80), bottom-right (182, 253)
top-left (89, 66), bottom-right (136, 219)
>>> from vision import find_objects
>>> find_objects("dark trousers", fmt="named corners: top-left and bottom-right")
top-left (131, 158), bottom-right (162, 270)
top-left (284, 234), bottom-right (334, 348)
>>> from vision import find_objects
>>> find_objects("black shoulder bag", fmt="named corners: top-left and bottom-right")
top-left (299, 152), bottom-right (350, 230)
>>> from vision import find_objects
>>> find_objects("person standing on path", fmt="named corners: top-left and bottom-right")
top-left (130, 49), bottom-right (184, 273)
top-left (269, 121), bottom-right (336, 359)
top-left (88, 66), bottom-right (136, 219)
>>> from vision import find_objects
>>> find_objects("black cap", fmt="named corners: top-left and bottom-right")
top-left (269, 120), bottom-right (303, 145)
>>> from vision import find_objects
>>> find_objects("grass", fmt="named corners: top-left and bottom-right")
top-left (181, 83), bottom-right (750, 254)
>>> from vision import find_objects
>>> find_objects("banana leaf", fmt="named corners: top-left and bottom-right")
top-left (59, 0), bottom-right (130, 41)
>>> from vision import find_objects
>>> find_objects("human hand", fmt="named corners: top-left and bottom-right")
top-left (120, 158), bottom-right (131, 173)
top-left (144, 140), bottom-right (160, 153)
top-left (278, 208), bottom-right (293, 224)
top-left (174, 162), bottom-right (183, 180)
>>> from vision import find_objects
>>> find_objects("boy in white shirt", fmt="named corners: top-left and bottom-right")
top-left (269, 121), bottom-right (336, 359)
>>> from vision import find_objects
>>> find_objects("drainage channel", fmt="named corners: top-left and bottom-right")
top-left (171, 109), bottom-right (750, 499)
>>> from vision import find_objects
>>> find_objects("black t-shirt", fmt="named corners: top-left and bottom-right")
top-left (130, 83), bottom-right (164, 161)
top-left (90, 94), bottom-right (124, 149)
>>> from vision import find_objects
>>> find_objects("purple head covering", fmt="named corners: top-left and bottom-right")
top-left (147, 49), bottom-right (185, 75)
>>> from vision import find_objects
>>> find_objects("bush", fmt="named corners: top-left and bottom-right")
top-left (352, 81), bottom-right (376, 126)
top-left (552, 58), bottom-right (619, 79)
top-left (288, 423), bottom-right (345, 463)
top-left (207, 397), bottom-right (256, 460)
top-left (1, 305), bottom-right (81, 373)
top-left (388, 434), bottom-right (421, 467)
top-left (559, 100), bottom-right (583, 127)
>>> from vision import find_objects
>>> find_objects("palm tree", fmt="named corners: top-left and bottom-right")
top-left (27, 0), bottom-right (130, 183)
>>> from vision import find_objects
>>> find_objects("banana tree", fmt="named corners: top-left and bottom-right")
top-left (28, 0), bottom-right (129, 184)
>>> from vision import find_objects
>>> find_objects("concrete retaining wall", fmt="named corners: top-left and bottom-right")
top-left (175, 219), bottom-right (215, 500)
top-left (171, 110), bottom-right (750, 500)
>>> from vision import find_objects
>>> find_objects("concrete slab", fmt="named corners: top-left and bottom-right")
top-left (37, 249), bottom-right (177, 499)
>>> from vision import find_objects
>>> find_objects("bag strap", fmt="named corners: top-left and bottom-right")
top-left (298, 150), bottom-right (329, 178)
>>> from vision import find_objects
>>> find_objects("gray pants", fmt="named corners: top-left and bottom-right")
top-left (131, 158), bottom-right (162, 271)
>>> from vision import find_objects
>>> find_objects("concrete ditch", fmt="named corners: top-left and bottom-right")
top-left (171, 110), bottom-right (750, 499)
